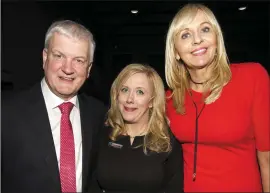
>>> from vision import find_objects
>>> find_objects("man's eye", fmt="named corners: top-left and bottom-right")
top-left (136, 90), bottom-right (144, 95)
top-left (53, 53), bottom-right (62, 58)
top-left (76, 59), bottom-right (84, 63)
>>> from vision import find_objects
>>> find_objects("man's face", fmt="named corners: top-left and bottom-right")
top-left (42, 32), bottom-right (91, 100)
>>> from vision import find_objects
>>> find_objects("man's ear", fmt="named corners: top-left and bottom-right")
top-left (87, 62), bottom-right (93, 78)
top-left (42, 49), bottom-right (48, 69)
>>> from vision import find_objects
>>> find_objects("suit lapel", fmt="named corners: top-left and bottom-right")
top-left (27, 85), bottom-right (99, 191)
top-left (26, 84), bottom-right (61, 192)
top-left (79, 95), bottom-right (95, 191)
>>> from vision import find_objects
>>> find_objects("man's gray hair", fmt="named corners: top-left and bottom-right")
top-left (44, 20), bottom-right (96, 63)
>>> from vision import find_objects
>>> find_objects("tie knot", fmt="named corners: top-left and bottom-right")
top-left (58, 102), bottom-right (74, 115)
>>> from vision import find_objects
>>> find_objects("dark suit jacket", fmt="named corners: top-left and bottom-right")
top-left (1, 83), bottom-right (107, 193)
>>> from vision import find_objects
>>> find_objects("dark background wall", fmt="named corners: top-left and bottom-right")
top-left (2, 1), bottom-right (270, 105)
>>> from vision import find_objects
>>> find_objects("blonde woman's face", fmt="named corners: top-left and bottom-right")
top-left (174, 10), bottom-right (217, 69)
top-left (117, 73), bottom-right (153, 125)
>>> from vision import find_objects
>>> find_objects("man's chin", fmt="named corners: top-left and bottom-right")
top-left (55, 90), bottom-right (76, 100)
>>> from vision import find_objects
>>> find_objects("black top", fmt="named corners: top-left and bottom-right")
top-left (90, 126), bottom-right (184, 193)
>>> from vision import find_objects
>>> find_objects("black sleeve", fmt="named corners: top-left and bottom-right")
top-left (87, 122), bottom-right (111, 193)
top-left (87, 107), bottom-right (108, 193)
top-left (163, 134), bottom-right (184, 193)
top-left (87, 171), bottom-right (102, 193)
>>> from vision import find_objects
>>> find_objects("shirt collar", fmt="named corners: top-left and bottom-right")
top-left (41, 78), bottom-right (79, 110)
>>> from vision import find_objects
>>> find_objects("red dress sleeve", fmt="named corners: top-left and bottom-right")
top-left (251, 63), bottom-right (270, 151)
top-left (166, 89), bottom-right (172, 97)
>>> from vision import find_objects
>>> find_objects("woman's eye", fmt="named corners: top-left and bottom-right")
top-left (136, 90), bottom-right (144, 95)
top-left (202, 26), bottom-right (210, 33)
top-left (181, 32), bottom-right (190, 39)
top-left (120, 87), bottom-right (128, 93)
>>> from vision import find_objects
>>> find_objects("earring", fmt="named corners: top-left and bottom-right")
top-left (176, 57), bottom-right (182, 64)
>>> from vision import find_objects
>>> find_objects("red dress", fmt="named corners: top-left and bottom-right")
top-left (166, 63), bottom-right (270, 192)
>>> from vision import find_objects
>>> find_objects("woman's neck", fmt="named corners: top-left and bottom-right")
top-left (190, 83), bottom-right (205, 92)
top-left (125, 123), bottom-right (147, 137)
top-left (188, 67), bottom-right (212, 92)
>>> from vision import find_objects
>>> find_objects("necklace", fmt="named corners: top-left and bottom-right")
top-left (188, 92), bottom-right (206, 182)
top-left (190, 78), bottom-right (207, 85)
top-left (127, 130), bottom-right (147, 139)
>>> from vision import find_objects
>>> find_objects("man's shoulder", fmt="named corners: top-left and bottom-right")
top-left (2, 86), bottom-right (42, 120)
top-left (2, 89), bottom-right (30, 107)
top-left (78, 93), bottom-right (107, 110)
top-left (2, 84), bottom-right (41, 105)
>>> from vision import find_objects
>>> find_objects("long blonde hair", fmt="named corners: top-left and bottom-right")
top-left (165, 3), bottom-right (231, 114)
top-left (107, 63), bottom-right (171, 154)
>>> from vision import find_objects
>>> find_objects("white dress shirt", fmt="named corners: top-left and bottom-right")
top-left (41, 78), bottom-right (82, 192)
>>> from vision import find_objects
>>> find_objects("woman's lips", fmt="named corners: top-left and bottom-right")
top-left (124, 106), bottom-right (137, 112)
top-left (191, 48), bottom-right (207, 56)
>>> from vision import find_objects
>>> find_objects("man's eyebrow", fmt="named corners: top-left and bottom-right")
top-left (51, 49), bottom-right (63, 54)
top-left (74, 56), bottom-right (87, 59)
top-left (51, 49), bottom-right (87, 59)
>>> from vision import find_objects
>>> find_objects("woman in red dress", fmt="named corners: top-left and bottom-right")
top-left (165, 3), bottom-right (269, 192)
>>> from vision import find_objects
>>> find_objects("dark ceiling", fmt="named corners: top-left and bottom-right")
top-left (2, 1), bottom-right (270, 102)
top-left (38, 1), bottom-right (270, 67)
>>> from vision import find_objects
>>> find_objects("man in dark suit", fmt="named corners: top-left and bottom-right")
top-left (2, 20), bottom-right (106, 193)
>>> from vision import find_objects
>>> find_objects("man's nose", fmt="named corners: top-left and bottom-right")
top-left (61, 59), bottom-right (74, 74)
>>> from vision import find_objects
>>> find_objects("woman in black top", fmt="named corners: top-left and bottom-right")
top-left (90, 63), bottom-right (184, 193)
